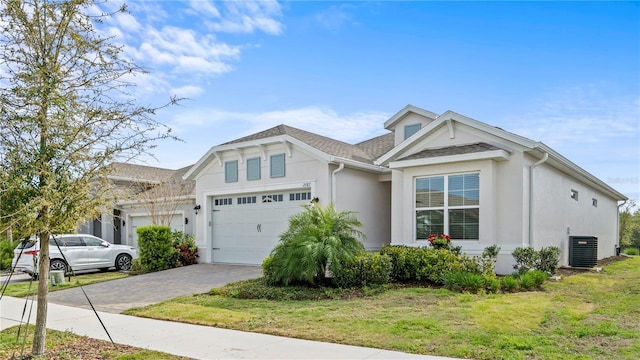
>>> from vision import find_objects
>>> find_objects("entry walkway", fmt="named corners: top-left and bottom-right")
top-left (0, 296), bottom-right (454, 360)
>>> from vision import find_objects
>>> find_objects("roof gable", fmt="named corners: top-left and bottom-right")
top-left (184, 124), bottom-right (390, 180)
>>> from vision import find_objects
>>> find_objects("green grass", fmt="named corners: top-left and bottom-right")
top-left (126, 256), bottom-right (640, 360)
top-left (0, 325), bottom-right (188, 359)
top-left (1, 271), bottom-right (129, 297)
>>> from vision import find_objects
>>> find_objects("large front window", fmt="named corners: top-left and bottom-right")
top-left (415, 173), bottom-right (479, 240)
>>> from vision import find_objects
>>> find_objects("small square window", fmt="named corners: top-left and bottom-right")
top-left (404, 123), bottom-right (421, 140)
top-left (570, 189), bottom-right (579, 201)
top-left (247, 157), bottom-right (261, 181)
top-left (270, 153), bottom-right (285, 178)
top-left (592, 198), bottom-right (598, 207)
top-left (225, 160), bottom-right (238, 183)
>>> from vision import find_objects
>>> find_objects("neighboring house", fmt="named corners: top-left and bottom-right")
top-left (80, 162), bottom-right (196, 248)
top-left (184, 104), bottom-right (627, 273)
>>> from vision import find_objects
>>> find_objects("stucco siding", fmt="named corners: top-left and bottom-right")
top-left (532, 162), bottom-right (619, 266)
top-left (333, 166), bottom-right (391, 251)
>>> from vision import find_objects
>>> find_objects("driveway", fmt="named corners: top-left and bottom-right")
top-left (46, 264), bottom-right (262, 313)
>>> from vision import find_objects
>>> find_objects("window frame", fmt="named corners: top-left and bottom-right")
top-left (246, 157), bottom-right (261, 181)
top-left (270, 153), bottom-right (286, 178)
top-left (414, 172), bottom-right (480, 241)
top-left (404, 123), bottom-right (421, 140)
top-left (225, 160), bottom-right (238, 183)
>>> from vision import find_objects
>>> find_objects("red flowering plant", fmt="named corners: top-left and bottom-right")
top-left (427, 233), bottom-right (451, 250)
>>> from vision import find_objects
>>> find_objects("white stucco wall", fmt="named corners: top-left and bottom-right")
top-left (532, 160), bottom-right (619, 267)
top-left (333, 165), bottom-right (391, 251)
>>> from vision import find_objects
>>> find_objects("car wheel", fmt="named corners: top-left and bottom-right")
top-left (50, 259), bottom-right (68, 274)
top-left (115, 254), bottom-right (132, 271)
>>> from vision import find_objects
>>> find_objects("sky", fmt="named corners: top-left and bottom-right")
top-left (99, 0), bottom-right (639, 201)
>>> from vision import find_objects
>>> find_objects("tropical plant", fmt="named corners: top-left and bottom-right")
top-left (263, 203), bottom-right (365, 286)
top-left (427, 233), bottom-right (451, 249)
top-left (171, 231), bottom-right (198, 267)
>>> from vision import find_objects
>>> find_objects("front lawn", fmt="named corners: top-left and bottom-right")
top-left (1, 271), bottom-right (129, 297)
top-left (125, 256), bottom-right (640, 360)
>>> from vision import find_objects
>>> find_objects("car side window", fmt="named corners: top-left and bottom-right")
top-left (83, 237), bottom-right (103, 247)
top-left (61, 237), bottom-right (84, 247)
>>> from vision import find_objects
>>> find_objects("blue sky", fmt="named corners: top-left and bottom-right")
top-left (102, 1), bottom-right (639, 201)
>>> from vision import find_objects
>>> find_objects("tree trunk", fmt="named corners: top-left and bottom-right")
top-left (32, 235), bottom-right (51, 355)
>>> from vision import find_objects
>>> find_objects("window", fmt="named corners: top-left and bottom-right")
top-left (270, 153), bottom-right (285, 178)
top-left (247, 157), bottom-right (261, 181)
top-left (415, 173), bottom-right (479, 240)
top-left (592, 198), bottom-right (598, 207)
top-left (238, 196), bottom-right (257, 205)
top-left (290, 192), bottom-right (312, 201)
top-left (570, 189), bottom-right (579, 201)
top-left (404, 123), bottom-right (421, 140)
top-left (83, 236), bottom-right (104, 247)
top-left (60, 236), bottom-right (83, 247)
top-left (225, 160), bottom-right (238, 183)
top-left (262, 194), bottom-right (284, 203)
top-left (214, 198), bottom-right (233, 206)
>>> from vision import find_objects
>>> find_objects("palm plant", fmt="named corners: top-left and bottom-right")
top-left (265, 203), bottom-right (365, 286)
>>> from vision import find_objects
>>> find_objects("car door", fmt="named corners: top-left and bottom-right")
top-left (81, 236), bottom-right (113, 268)
top-left (55, 236), bottom-right (87, 270)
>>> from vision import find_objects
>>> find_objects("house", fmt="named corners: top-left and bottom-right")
top-left (184, 105), bottom-right (627, 273)
top-left (80, 162), bottom-right (196, 247)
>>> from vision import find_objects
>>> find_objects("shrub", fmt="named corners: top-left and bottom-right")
top-left (332, 253), bottom-right (392, 288)
top-left (623, 247), bottom-right (638, 256)
top-left (512, 247), bottom-right (538, 274)
top-left (171, 231), bottom-right (199, 267)
top-left (513, 246), bottom-right (560, 275)
top-left (501, 275), bottom-right (520, 292)
top-left (137, 225), bottom-right (174, 272)
top-left (129, 258), bottom-right (145, 275)
top-left (444, 271), bottom-right (485, 293)
top-left (264, 203), bottom-right (365, 286)
top-left (537, 246), bottom-right (561, 275)
top-left (380, 245), bottom-right (470, 284)
top-left (483, 274), bottom-right (501, 293)
top-left (0, 239), bottom-right (15, 270)
top-left (519, 270), bottom-right (548, 290)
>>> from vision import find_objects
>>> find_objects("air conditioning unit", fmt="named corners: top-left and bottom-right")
top-left (569, 236), bottom-right (598, 268)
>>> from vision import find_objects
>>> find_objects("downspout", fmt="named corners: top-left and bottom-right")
top-left (331, 162), bottom-right (345, 204)
top-left (528, 152), bottom-right (549, 247)
top-left (616, 200), bottom-right (627, 254)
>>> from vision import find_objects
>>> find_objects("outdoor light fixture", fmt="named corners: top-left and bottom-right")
top-left (311, 197), bottom-right (319, 204)
top-left (185, 217), bottom-right (189, 225)
top-left (194, 204), bottom-right (201, 214)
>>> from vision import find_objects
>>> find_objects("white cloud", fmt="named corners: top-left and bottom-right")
top-left (508, 85), bottom-right (639, 148)
top-left (315, 4), bottom-right (358, 32)
top-left (170, 106), bottom-right (391, 144)
top-left (171, 85), bottom-right (204, 98)
top-left (204, 0), bottom-right (284, 35)
top-left (187, 0), bottom-right (220, 18)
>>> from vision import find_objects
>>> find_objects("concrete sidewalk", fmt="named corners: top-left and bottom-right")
top-left (0, 296), bottom-right (455, 360)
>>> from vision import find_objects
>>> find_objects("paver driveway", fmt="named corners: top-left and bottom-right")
top-left (47, 264), bottom-right (261, 313)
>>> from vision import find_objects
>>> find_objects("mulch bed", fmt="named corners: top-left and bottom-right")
top-left (8, 337), bottom-right (142, 360)
top-left (557, 255), bottom-right (629, 277)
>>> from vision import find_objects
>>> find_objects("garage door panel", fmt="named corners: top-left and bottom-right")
top-left (211, 190), bottom-right (309, 265)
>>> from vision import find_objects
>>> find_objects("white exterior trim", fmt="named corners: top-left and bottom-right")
top-left (389, 149), bottom-right (510, 169)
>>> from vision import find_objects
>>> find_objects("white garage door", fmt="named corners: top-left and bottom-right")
top-left (211, 190), bottom-right (312, 264)
top-left (130, 215), bottom-right (184, 249)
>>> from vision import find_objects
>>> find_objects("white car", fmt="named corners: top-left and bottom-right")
top-left (12, 234), bottom-right (137, 278)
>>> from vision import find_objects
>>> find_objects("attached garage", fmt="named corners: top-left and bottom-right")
top-left (210, 190), bottom-right (312, 264)
top-left (129, 214), bottom-right (184, 249)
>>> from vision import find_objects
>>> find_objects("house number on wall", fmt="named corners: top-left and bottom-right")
top-left (257, 224), bottom-right (262, 232)
top-left (302, 182), bottom-right (311, 188)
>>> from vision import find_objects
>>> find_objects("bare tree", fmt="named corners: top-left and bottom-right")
top-left (0, 0), bottom-right (179, 355)
top-left (132, 174), bottom-right (192, 227)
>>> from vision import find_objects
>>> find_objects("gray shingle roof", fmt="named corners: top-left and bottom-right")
top-left (107, 162), bottom-right (195, 198)
top-left (223, 124), bottom-right (391, 164)
top-left (398, 143), bottom-right (503, 161)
